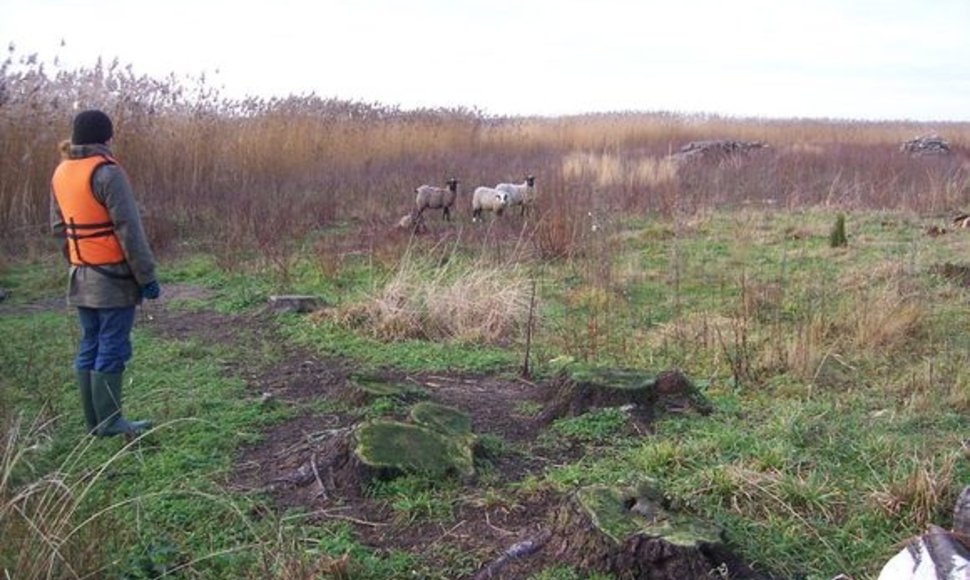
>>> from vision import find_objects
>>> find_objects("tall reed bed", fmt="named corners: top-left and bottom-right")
top-left (4, 48), bottom-right (970, 263)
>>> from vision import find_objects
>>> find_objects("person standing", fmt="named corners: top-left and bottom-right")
top-left (50, 109), bottom-right (160, 437)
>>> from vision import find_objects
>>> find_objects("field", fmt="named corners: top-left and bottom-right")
top-left (2, 51), bottom-right (970, 579)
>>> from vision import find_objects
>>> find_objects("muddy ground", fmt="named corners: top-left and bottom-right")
top-left (132, 286), bottom-right (773, 579)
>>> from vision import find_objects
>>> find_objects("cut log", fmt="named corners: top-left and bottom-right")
top-left (669, 139), bottom-right (768, 163)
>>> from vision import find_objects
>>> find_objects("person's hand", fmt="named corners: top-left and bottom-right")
top-left (140, 281), bottom-right (161, 300)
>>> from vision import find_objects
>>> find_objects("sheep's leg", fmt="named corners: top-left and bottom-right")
top-left (444, 206), bottom-right (451, 221)
top-left (412, 208), bottom-right (426, 232)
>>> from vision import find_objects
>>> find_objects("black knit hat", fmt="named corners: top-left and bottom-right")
top-left (71, 109), bottom-right (114, 145)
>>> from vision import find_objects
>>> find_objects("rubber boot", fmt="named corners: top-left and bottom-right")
top-left (91, 371), bottom-right (152, 437)
top-left (76, 369), bottom-right (98, 435)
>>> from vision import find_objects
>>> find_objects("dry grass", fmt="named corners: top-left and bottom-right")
top-left (1, 413), bottom-right (109, 578)
top-left (331, 245), bottom-right (532, 345)
top-left (750, 267), bottom-right (928, 385)
top-left (869, 455), bottom-right (957, 530)
top-left (4, 48), bottom-right (970, 264)
top-left (561, 151), bottom-right (678, 190)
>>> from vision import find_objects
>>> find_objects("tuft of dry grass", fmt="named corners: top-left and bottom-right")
top-left (756, 278), bottom-right (927, 385)
top-left (1, 413), bottom-right (109, 578)
top-left (869, 455), bottom-right (957, 530)
top-left (332, 246), bottom-right (532, 345)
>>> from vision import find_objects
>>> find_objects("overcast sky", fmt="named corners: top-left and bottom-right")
top-left (2, 0), bottom-right (968, 121)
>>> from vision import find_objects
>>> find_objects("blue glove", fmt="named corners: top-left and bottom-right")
top-left (140, 281), bottom-right (161, 300)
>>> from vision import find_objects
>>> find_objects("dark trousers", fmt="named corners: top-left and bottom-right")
top-left (75, 306), bottom-right (136, 373)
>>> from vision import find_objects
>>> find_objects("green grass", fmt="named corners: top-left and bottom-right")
top-left (0, 255), bottom-right (63, 305)
top-left (4, 208), bottom-right (970, 579)
top-left (0, 293), bottom-right (420, 577)
top-left (543, 388), bottom-right (969, 578)
top-left (545, 407), bottom-right (631, 444)
top-left (283, 317), bottom-right (519, 374)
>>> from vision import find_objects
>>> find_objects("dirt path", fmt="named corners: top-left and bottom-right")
top-left (139, 290), bottom-right (569, 578)
top-left (138, 288), bottom-right (773, 579)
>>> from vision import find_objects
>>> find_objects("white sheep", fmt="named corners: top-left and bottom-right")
top-left (471, 187), bottom-right (509, 222)
top-left (494, 175), bottom-right (536, 216)
top-left (414, 177), bottom-right (460, 221)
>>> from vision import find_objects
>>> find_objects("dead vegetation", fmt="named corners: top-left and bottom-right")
top-left (3, 47), bottom-right (970, 264)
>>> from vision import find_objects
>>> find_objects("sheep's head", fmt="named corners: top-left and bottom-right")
top-left (447, 177), bottom-right (460, 191)
top-left (525, 175), bottom-right (536, 186)
top-left (496, 191), bottom-right (509, 206)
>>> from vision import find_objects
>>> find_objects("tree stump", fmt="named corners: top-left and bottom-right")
top-left (353, 419), bottom-right (475, 479)
top-left (549, 483), bottom-right (737, 580)
top-left (540, 367), bottom-right (711, 425)
top-left (273, 408), bottom-right (477, 502)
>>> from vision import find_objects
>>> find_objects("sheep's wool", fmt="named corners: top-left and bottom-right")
top-left (877, 529), bottom-right (969, 580)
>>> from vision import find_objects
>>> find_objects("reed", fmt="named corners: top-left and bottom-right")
top-left (3, 48), bottom-right (969, 264)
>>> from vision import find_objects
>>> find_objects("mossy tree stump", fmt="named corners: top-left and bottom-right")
top-left (340, 403), bottom-right (476, 484)
top-left (549, 483), bottom-right (741, 579)
top-left (540, 367), bottom-right (711, 425)
top-left (353, 419), bottom-right (475, 479)
top-left (292, 409), bottom-right (477, 500)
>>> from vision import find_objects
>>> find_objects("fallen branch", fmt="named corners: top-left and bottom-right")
top-left (316, 509), bottom-right (388, 528)
top-left (310, 452), bottom-right (328, 501)
top-left (471, 529), bottom-right (551, 579)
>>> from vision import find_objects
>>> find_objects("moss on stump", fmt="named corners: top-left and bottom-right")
top-left (549, 483), bottom-right (742, 579)
top-left (353, 420), bottom-right (474, 478)
top-left (410, 402), bottom-right (473, 438)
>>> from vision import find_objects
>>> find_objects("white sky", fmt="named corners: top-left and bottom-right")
top-left (2, 0), bottom-right (968, 121)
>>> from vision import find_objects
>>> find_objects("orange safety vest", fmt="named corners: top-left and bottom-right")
top-left (51, 156), bottom-right (126, 266)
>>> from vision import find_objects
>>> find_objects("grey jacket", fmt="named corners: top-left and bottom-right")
top-left (50, 144), bottom-right (157, 308)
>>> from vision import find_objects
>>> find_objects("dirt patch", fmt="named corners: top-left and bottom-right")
top-left (0, 295), bottom-right (68, 315)
top-left (148, 287), bottom-right (774, 579)
top-left (366, 371), bottom-right (546, 444)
